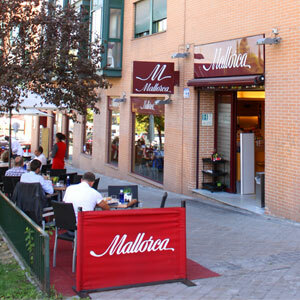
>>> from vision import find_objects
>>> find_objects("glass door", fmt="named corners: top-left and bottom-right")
top-left (215, 92), bottom-right (236, 193)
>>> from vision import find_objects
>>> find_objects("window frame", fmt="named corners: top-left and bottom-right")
top-left (134, 0), bottom-right (167, 38)
top-left (100, 0), bottom-right (124, 77)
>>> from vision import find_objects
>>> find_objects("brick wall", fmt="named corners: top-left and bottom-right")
top-left (71, 0), bottom-right (300, 221)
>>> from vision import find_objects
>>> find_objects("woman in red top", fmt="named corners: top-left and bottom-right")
top-left (51, 133), bottom-right (67, 169)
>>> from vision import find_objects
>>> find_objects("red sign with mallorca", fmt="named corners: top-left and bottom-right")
top-left (133, 61), bottom-right (175, 94)
top-left (76, 208), bottom-right (187, 292)
top-left (131, 97), bottom-right (165, 116)
top-left (194, 35), bottom-right (264, 78)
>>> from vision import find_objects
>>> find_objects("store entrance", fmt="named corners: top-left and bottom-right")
top-left (236, 91), bottom-right (265, 195)
top-left (215, 90), bottom-right (265, 196)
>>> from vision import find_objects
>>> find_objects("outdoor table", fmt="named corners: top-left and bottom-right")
top-left (101, 197), bottom-right (138, 209)
top-left (53, 184), bottom-right (67, 201)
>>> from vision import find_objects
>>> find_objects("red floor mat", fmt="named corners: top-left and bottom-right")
top-left (50, 236), bottom-right (220, 297)
top-left (49, 236), bottom-right (76, 297)
top-left (186, 258), bottom-right (220, 280)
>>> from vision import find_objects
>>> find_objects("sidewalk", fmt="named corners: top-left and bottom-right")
top-left (66, 163), bottom-right (300, 300)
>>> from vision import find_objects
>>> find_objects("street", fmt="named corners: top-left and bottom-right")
top-left (67, 165), bottom-right (300, 300)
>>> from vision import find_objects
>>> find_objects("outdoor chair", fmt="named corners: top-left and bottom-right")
top-left (52, 201), bottom-right (77, 273)
top-left (160, 192), bottom-right (168, 208)
top-left (92, 178), bottom-right (100, 190)
top-left (0, 166), bottom-right (9, 191)
top-left (50, 169), bottom-right (66, 179)
top-left (42, 206), bottom-right (55, 231)
top-left (59, 172), bottom-right (78, 185)
top-left (73, 174), bottom-right (82, 184)
top-left (12, 182), bottom-right (48, 226)
top-left (3, 176), bottom-right (21, 199)
top-left (108, 185), bottom-right (139, 207)
top-left (41, 164), bottom-right (52, 175)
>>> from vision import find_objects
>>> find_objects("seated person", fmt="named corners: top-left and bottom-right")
top-left (34, 146), bottom-right (47, 166)
top-left (5, 156), bottom-right (27, 176)
top-left (63, 171), bottom-right (110, 220)
top-left (20, 159), bottom-right (54, 195)
top-left (1, 150), bottom-right (9, 163)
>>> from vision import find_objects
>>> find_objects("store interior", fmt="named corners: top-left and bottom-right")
top-left (236, 91), bottom-right (265, 194)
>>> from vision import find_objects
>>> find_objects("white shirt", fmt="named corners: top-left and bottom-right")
top-left (20, 171), bottom-right (54, 194)
top-left (63, 181), bottom-right (103, 220)
top-left (11, 138), bottom-right (23, 156)
top-left (35, 153), bottom-right (47, 166)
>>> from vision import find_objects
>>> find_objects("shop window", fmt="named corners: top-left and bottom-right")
top-left (133, 113), bottom-right (165, 183)
top-left (108, 105), bottom-right (120, 166)
top-left (82, 108), bottom-right (94, 155)
top-left (135, 0), bottom-right (167, 38)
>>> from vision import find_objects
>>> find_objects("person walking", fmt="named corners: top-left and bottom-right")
top-left (51, 133), bottom-right (67, 169)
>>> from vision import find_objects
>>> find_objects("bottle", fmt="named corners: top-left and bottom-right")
top-left (66, 176), bottom-right (70, 187)
top-left (119, 189), bottom-right (124, 203)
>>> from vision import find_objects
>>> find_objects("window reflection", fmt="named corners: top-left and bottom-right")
top-left (134, 114), bottom-right (164, 183)
top-left (107, 42), bottom-right (121, 68)
top-left (109, 8), bottom-right (121, 39)
top-left (83, 109), bottom-right (93, 155)
top-left (108, 110), bottom-right (120, 165)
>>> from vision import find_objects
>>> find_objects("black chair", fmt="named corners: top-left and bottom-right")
top-left (108, 185), bottom-right (139, 207)
top-left (3, 176), bottom-right (21, 198)
top-left (160, 192), bottom-right (168, 208)
top-left (92, 178), bottom-right (100, 190)
top-left (51, 201), bottom-right (77, 273)
top-left (59, 172), bottom-right (78, 185)
top-left (73, 174), bottom-right (82, 184)
top-left (0, 166), bottom-right (9, 190)
top-left (108, 185), bottom-right (138, 200)
top-left (41, 164), bottom-right (52, 175)
top-left (12, 182), bottom-right (48, 225)
top-left (50, 169), bottom-right (66, 179)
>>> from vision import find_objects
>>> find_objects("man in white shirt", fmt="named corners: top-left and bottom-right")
top-left (34, 146), bottom-right (47, 166)
top-left (21, 159), bottom-right (54, 194)
top-left (63, 172), bottom-right (109, 220)
top-left (5, 136), bottom-right (23, 157)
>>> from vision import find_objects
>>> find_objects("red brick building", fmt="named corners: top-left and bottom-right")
top-left (68, 0), bottom-right (300, 221)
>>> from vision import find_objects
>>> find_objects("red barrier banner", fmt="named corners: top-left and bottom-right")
top-left (76, 208), bottom-right (187, 292)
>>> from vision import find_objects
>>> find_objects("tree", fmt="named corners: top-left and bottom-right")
top-left (0, 0), bottom-right (110, 117)
top-left (0, 0), bottom-right (41, 111)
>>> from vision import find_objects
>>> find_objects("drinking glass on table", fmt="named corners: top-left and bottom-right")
top-left (111, 195), bottom-right (118, 203)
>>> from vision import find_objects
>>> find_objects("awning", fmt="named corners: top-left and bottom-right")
top-left (0, 108), bottom-right (53, 117)
top-left (187, 75), bottom-right (264, 87)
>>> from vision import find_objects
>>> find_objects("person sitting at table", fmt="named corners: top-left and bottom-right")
top-left (5, 156), bottom-right (27, 177)
top-left (1, 150), bottom-right (9, 164)
top-left (63, 171), bottom-right (110, 220)
top-left (34, 146), bottom-right (47, 166)
top-left (5, 136), bottom-right (23, 158)
top-left (20, 159), bottom-right (54, 195)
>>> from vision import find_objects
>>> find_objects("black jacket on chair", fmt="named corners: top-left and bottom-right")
top-left (12, 182), bottom-right (48, 225)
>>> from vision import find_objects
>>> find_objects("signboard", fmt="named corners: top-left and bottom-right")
top-left (194, 35), bottom-right (264, 78)
top-left (76, 208), bottom-right (187, 292)
top-left (133, 61), bottom-right (175, 94)
top-left (183, 88), bottom-right (190, 99)
top-left (108, 97), bottom-right (120, 111)
top-left (131, 97), bottom-right (165, 116)
top-left (201, 113), bottom-right (213, 126)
